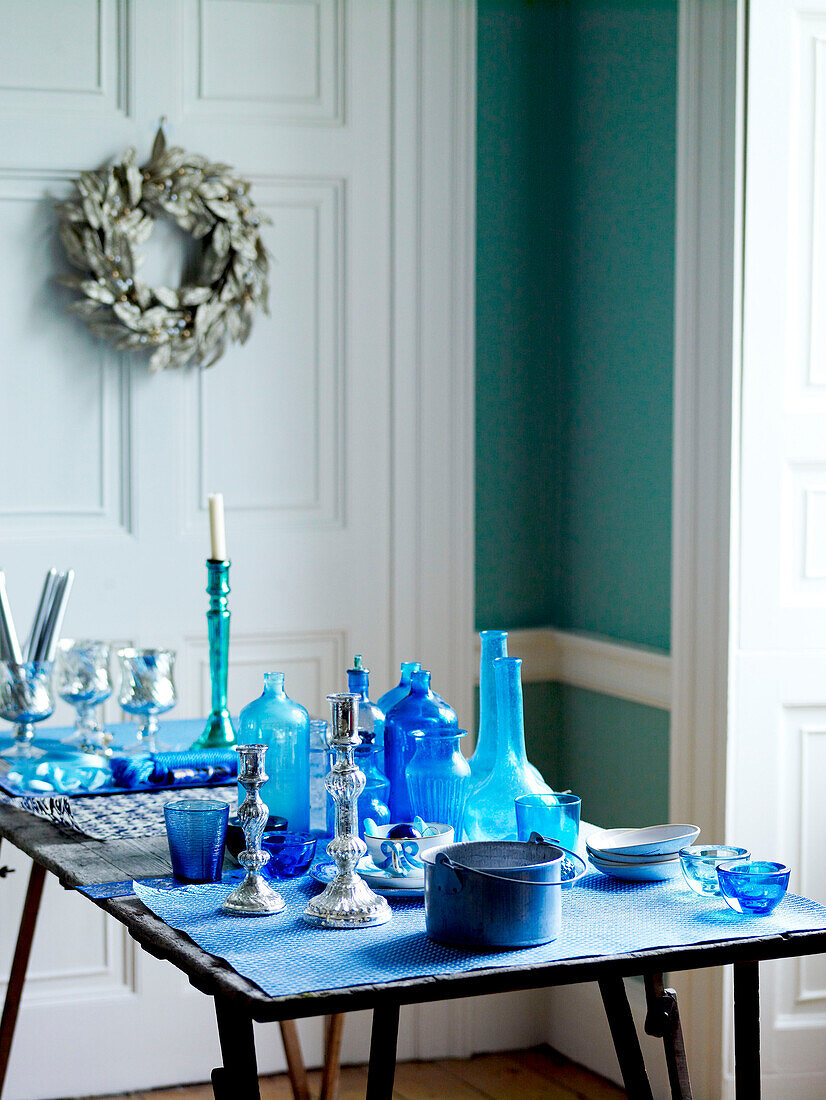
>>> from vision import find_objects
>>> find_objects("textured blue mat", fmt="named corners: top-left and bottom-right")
top-left (131, 870), bottom-right (826, 999)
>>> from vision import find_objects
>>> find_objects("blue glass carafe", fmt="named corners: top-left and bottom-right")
top-left (347, 655), bottom-right (385, 765)
top-left (376, 661), bottom-right (420, 716)
top-left (470, 629), bottom-right (546, 789)
top-left (237, 672), bottom-right (310, 831)
top-left (408, 728), bottom-right (471, 835)
top-left (325, 736), bottom-right (390, 838)
top-left (384, 668), bottom-right (458, 820)
top-left (462, 657), bottom-right (553, 842)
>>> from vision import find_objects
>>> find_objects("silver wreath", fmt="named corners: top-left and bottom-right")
top-left (56, 128), bottom-right (270, 372)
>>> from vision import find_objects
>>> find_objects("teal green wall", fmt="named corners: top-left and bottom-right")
top-left (476, 0), bottom-right (676, 826)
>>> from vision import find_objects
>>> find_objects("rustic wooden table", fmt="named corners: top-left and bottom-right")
top-left (1, 800), bottom-right (825, 1100)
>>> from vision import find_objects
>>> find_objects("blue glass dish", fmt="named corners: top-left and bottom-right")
top-left (261, 831), bottom-right (317, 880)
top-left (225, 814), bottom-right (287, 861)
top-left (679, 845), bottom-right (750, 897)
top-left (164, 798), bottom-right (229, 883)
top-left (717, 859), bottom-right (790, 915)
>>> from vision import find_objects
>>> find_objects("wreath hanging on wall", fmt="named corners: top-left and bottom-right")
top-left (56, 127), bottom-right (270, 372)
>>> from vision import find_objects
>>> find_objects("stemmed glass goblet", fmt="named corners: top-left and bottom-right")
top-left (116, 648), bottom-right (177, 754)
top-left (0, 660), bottom-right (55, 759)
top-left (55, 639), bottom-right (113, 755)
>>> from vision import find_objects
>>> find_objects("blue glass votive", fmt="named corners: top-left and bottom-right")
top-left (515, 793), bottom-right (581, 853)
top-left (164, 798), bottom-right (229, 883)
top-left (261, 831), bottom-right (317, 880)
top-left (679, 845), bottom-right (751, 897)
top-left (717, 860), bottom-right (791, 915)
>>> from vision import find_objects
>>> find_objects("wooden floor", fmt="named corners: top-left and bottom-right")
top-left (86, 1046), bottom-right (626, 1100)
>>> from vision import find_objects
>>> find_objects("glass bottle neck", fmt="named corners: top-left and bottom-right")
top-left (410, 670), bottom-right (431, 696)
top-left (475, 632), bottom-right (508, 764)
top-left (263, 672), bottom-right (285, 697)
top-left (399, 661), bottom-right (420, 686)
top-left (347, 669), bottom-right (370, 700)
top-left (490, 657), bottom-right (528, 769)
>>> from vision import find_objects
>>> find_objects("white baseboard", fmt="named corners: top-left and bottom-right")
top-left (474, 628), bottom-right (672, 711)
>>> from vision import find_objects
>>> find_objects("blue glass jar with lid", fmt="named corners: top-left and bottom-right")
top-left (325, 734), bottom-right (390, 838)
top-left (384, 668), bottom-right (458, 821)
top-left (408, 728), bottom-right (471, 835)
top-left (237, 672), bottom-right (310, 831)
top-left (463, 657), bottom-right (553, 842)
top-left (376, 661), bottom-right (420, 717)
top-left (347, 655), bottom-right (385, 765)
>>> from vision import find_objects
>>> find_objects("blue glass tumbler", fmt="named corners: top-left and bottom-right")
top-left (164, 798), bottom-right (229, 883)
top-left (407, 728), bottom-right (471, 835)
top-left (515, 793), bottom-right (581, 852)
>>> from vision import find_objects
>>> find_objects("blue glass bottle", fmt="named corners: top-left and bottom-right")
top-left (384, 669), bottom-right (458, 821)
top-left (470, 630), bottom-right (546, 789)
top-left (347, 655), bottom-right (385, 765)
top-left (463, 657), bottom-right (553, 842)
top-left (325, 735), bottom-right (390, 838)
top-left (376, 661), bottom-right (420, 717)
top-left (237, 672), bottom-right (310, 831)
top-left (408, 728), bottom-right (471, 835)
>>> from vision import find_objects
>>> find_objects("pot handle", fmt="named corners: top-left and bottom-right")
top-left (527, 832), bottom-right (588, 884)
top-left (434, 849), bottom-right (465, 893)
top-left (435, 844), bottom-right (588, 887)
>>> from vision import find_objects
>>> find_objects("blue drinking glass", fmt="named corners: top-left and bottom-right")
top-left (164, 798), bottom-right (229, 883)
top-left (260, 831), bottom-right (317, 880)
top-left (515, 793), bottom-right (581, 852)
top-left (717, 860), bottom-right (791, 915)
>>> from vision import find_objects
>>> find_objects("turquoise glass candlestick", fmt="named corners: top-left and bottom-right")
top-left (192, 559), bottom-right (236, 750)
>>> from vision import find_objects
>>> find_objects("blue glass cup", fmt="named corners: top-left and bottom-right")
top-left (717, 860), bottom-right (791, 915)
top-left (679, 845), bottom-right (750, 897)
top-left (515, 793), bottom-right (581, 852)
top-left (261, 831), bottom-right (317, 880)
top-left (164, 798), bottom-right (229, 883)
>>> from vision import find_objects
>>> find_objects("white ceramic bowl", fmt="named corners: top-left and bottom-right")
top-left (586, 845), bottom-right (681, 866)
top-left (363, 822), bottom-right (453, 878)
top-left (589, 853), bottom-right (683, 882)
top-left (588, 824), bottom-right (700, 859)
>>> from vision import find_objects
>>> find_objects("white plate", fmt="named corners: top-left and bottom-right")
top-left (588, 824), bottom-right (700, 858)
top-left (585, 845), bottom-right (681, 866)
top-left (357, 857), bottom-right (424, 891)
top-left (310, 861), bottom-right (423, 898)
top-left (589, 855), bottom-right (683, 882)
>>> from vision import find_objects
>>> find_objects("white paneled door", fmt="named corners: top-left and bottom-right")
top-left (0, 2), bottom-right (475, 1096)
top-left (733, 4), bottom-right (826, 1097)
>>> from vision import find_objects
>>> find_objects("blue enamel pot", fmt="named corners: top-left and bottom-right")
top-left (421, 834), bottom-right (587, 949)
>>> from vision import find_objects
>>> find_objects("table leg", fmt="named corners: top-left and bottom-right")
top-left (211, 994), bottom-right (261, 1100)
top-left (278, 1019), bottom-right (310, 1100)
top-left (643, 972), bottom-right (693, 1099)
top-left (320, 1012), bottom-right (345, 1100)
top-left (0, 861), bottom-right (46, 1099)
top-left (598, 975), bottom-right (654, 1100)
top-left (734, 960), bottom-right (761, 1099)
top-left (365, 1000), bottom-right (400, 1100)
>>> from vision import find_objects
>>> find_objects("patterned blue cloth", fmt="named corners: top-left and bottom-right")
top-left (132, 870), bottom-right (826, 999)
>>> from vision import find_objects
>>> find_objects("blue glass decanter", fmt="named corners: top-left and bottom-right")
top-left (326, 734), bottom-right (391, 838)
top-left (462, 657), bottom-right (553, 842)
top-left (470, 630), bottom-right (546, 789)
top-left (376, 661), bottom-right (420, 717)
top-left (384, 668), bottom-right (458, 821)
top-left (347, 655), bottom-right (385, 766)
top-left (407, 727), bottom-right (471, 835)
top-left (237, 672), bottom-right (310, 831)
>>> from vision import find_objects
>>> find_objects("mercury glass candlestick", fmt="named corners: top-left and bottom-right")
top-left (224, 744), bottom-right (286, 915)
top-left (191, 559), bottom-right (236, 750)
top-left (304, 693), bottom-right (391, 929)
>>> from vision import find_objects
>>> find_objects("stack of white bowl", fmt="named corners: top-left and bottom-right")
top-left (586, 824), bottom-right (700, 882)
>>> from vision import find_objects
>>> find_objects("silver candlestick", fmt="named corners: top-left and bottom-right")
top-left (224, 744), bottom-right (286, 916)
top-left (304, 693), bottom-right (391, 928)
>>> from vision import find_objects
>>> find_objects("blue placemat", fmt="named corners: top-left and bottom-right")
top-left (130, 870), bottom-right (826, 998)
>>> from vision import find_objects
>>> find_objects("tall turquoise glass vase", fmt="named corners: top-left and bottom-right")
top-left (237, 672), bottom-right (310, 831)
top-left (191, 559), bottom-right (236, 749)
top-left (384, 669), bottom-right (458, 821)
top-left (408, 728), bottom-right (471, 835)
top-left (376, 661), bottom-right (420, 717)
top-left (463, 657), bottom-right (553, 842)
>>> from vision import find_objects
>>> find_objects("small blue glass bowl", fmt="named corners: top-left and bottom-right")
top-left (717, 860), bottom-right (791, 915)
top-left (679, 845), bottom-right (750, 897)
top-left (261, 831), bottom-right (317, 880)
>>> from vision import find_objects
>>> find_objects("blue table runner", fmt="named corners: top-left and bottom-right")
top-left (130, 870), bottom-right (826, 999)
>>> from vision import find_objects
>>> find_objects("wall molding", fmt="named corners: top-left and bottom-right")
top-left (473, 628), bottom-right (672, 711)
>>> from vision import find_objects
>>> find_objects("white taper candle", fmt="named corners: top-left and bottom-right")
top-left (208, 493), bottom-right (227, 560)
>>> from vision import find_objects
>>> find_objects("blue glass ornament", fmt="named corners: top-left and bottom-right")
top-left (407, 727), bottom-right (470, 835)
top-left (384, 669), bottom-right (458, 821)
top-left (237, 672), bottom-right (310, 831)
top-left (463, 657), bottom-right (553, 842)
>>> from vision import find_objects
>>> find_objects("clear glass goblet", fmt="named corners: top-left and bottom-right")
top-left (0, 660), bottom-right (55, 759)
top-left (116, 648), bottom-right (177, 754)
top-left (55, 639), bottom-right (112, 755)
